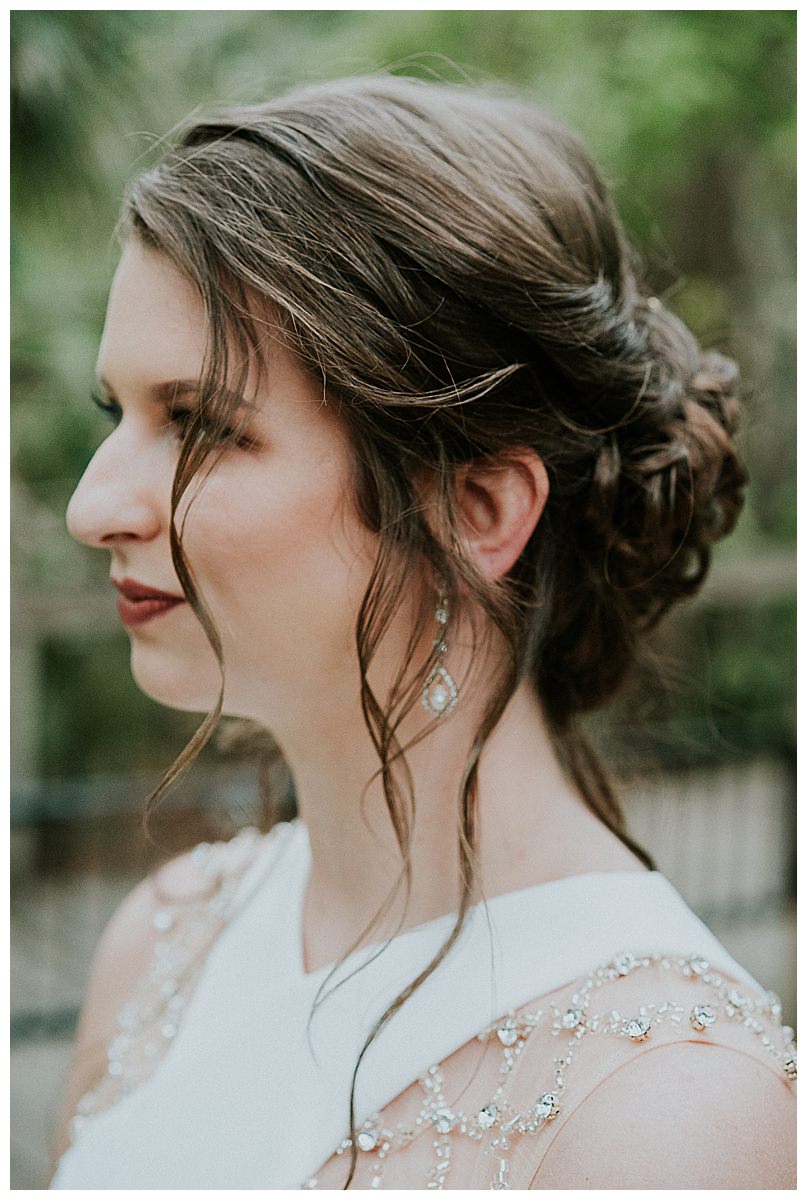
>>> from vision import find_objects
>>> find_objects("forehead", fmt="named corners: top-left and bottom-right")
top-left (96, 240), bottom-right (208, 390)
top-left (96, 238), bottom-right (349, 445)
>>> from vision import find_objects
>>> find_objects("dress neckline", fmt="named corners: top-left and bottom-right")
top-left (288, 817), bottom-right (654, 983)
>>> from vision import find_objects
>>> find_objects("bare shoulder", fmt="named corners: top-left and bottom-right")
top-left (532, 1032), bottom-right (796, 1189)
top-left (49, 844), bottom-right (223, 1170)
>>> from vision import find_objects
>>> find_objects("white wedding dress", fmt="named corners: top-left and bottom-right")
top-left (50, 818), bottom-right (796, 1190)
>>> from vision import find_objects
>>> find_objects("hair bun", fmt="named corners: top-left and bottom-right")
top-left (584, 302), bottom-right (747, 631)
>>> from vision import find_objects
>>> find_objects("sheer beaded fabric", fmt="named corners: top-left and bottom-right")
top-left (62, 825), bottom-right (796, 1190)
top-left (65, 826), bottom-right (264, 1148)
top-left (304, 956), bottom-right (795, 1190)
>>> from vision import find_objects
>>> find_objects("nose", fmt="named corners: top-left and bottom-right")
top-left (66, 431), bottom-right (165, 549)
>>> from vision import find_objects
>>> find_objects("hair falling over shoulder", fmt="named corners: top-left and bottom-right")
top-left (122, 74), bottom-right (747, 1185)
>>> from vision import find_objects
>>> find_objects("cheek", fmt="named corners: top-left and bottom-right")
top-left (178, 462), bottom-right (377, 659)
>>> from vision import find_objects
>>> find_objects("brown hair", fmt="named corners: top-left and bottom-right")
top-left (123, 74), bottom-right (746, 1184)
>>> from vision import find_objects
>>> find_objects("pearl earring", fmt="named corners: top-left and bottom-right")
top-left (421, 587), bottom-right (459, 718)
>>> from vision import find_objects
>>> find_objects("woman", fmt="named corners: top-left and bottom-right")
top-left (50, 75), bottom-right (795, 1188)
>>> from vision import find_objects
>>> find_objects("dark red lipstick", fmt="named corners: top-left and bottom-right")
top-left (113, 578), bottom-right (186, 628)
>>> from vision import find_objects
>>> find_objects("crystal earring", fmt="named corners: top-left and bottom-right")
top-left (421, 587), bottom-right (459, 718)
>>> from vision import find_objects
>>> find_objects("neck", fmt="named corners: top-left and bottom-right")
top-left (261, 669), bottom-right (644, 975)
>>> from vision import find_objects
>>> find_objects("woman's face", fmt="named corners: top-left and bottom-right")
top-left (66, 240), bottom-right (391, 729)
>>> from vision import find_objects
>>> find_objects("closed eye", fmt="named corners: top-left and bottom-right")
top-left (92, 390), bottom-right (122, 425)
top-left (90, 388), bottom-right (255, 450)
top-left (167, 406), bottom-right (256, 449)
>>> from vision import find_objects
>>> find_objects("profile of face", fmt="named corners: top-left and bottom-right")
top-left (66, 241), bottom-right (397, 735)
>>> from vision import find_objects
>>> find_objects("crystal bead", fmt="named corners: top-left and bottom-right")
top-left (764, 990), bottom-right (782, 1015)
top-left (687, 955), bottom-right (709, 977)
top-left (477, 1104), bottom-right (498, 1129)
top-left (561, 1007), bottom-right (583, 1029)
top-left (613, 951), bottom-right (636, 976)
top-left (433, 1108), bottom-right (457, 1134)
top-left (534, 1092), bottom-right (560, 1120)
top-left (497, 1019), bottom-right (519, 1046)
top-left (492, 1157), bottom-right (510, 1189)
top-left (726, 989), bottom-right (748, 1014)
top-left (107, 1035), bottom-right (129, 1060)
top-left (117, 1001), bottom-right (138, 1030)
top-left (357, 1129), bottom-right (379, 1152)
top-left (153, 909), bottom-right (174, 932)
top-left (690, 1004), bottom-right (716, 1032)
top-left (624, 1017), bottom-right (651, 1041)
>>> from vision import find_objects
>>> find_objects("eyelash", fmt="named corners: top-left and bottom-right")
top-left (91, 392), bottom-right (254, 449)
top-left (92, 391), bottom-right (122, 424)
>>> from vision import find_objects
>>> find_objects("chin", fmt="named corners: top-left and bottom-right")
top-left (129, 643), bottom-right (223, 713)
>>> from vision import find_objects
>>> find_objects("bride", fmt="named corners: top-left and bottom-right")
top-left (50, 74), bottom-right (795, 1188)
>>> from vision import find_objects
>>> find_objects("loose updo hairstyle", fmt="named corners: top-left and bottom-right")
top-left (124, 74), bottom-right (747, 1182)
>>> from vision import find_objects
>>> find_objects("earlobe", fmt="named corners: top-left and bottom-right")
top-left (454, 449), bottom-right (549, 580)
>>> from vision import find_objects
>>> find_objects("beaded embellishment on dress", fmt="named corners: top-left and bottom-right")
top-left (299, 950), bottom-right (796, 1190)
top-left (66, 824), bottom-right (266, 1145)
top-left (60, 828), bottom-right (796, 1191)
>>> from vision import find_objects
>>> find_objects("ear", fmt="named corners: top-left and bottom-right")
top-left (453, 448), bottom-right (549, 580)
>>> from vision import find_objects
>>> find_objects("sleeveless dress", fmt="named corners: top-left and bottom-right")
top-left (50, 818), bottom-right (796, 1190)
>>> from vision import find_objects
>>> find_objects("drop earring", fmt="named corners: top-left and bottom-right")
top-left (421, 585), bottom-right (459, 718)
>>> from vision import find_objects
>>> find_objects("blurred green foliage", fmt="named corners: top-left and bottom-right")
top-left (11, 11), bottom-right (795, 782)
top-left (41, 636), bottom-right (200, 777)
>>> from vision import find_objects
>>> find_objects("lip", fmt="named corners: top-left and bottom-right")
top-left (113, 577), bottom-right (186, 628)
top-left (113, 577), bottom-right (185, 602)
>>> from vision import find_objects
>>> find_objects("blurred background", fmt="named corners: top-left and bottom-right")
top-left (11, 10), bottom-right (795, 1189)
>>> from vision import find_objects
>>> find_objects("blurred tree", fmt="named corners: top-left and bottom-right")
top-left (12, 11), bottom-right (156, 223)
